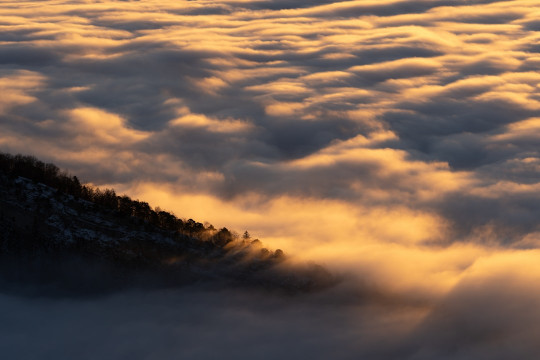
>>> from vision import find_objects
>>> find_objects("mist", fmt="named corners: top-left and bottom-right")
top-left (0, 285), bottom-right (416, 360)
top-left (3, 254), bottom-right (540, 360)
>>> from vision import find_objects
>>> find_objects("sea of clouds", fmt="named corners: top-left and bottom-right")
top-left (1, 0), bottom-right (539, 358)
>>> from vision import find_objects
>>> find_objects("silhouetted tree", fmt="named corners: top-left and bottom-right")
top-left (0, 152), bottom-right (278, 253)
top-left (212, 227), bottom-right (233, 247)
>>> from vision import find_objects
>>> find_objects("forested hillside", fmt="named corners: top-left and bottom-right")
top-left (0, 153), bottom-right (334, 295)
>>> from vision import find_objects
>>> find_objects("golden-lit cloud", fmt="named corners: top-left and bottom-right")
top-left (65, 107), bottom-right (149, 144)
top-left (0, 70), bottom-right (45, 114)
top-left (1, 1), bottom-right (540, 356)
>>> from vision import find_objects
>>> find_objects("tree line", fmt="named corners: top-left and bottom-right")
top-left (0, 153), bottom-right (236, 246)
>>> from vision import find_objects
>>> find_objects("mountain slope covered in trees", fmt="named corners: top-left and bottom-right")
top-left (0, 153), bottom-right (335, 295)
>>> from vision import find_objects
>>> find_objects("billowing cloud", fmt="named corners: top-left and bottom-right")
top-left (1, 0), bottom-right (539, 358)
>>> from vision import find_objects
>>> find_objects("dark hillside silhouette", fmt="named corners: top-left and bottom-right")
top-left (1, 153), bottom-right (213, 239)
top-left (0, 152), bottom-right (335, 295)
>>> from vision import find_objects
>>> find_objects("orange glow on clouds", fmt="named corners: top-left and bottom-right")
top-left (1, 3), bottom-right (540, 349)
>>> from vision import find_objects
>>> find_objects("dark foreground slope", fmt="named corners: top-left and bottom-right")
top-left (0, 153), bottom-right (335, 296)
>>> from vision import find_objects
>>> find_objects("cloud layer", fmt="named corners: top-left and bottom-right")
top-left (1, 0), bottom-right (539, 358)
